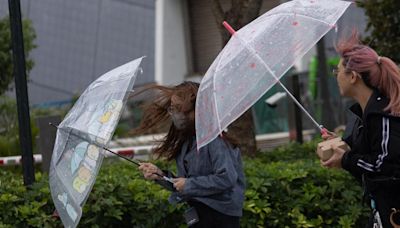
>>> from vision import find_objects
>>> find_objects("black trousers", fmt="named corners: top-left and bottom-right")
top-left (365, 193), bottom-right (400, 228)
top-left (364, 176), bottom-right (400, 228)
top-left (187, 201), bottom-right (240, 228)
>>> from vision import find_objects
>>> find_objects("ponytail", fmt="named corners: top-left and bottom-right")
top-left (377, 57), bottom-right (400, 115)
top-left (337, 31), bottom-right (400, 115)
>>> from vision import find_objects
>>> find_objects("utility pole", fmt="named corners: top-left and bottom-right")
top-left (8, 0), bottom-right (35, 186)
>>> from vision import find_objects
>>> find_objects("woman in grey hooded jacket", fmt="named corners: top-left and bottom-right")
top-left (133, 81), bottom-right (245, 228)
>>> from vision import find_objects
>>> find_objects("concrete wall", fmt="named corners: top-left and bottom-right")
top-left (1, 0), bottom-right (155, 106)
top-left (155, 0), bottom-right (191, 86)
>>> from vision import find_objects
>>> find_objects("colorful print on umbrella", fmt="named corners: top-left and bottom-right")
top-left (49, 57), bottom-right (144, 228)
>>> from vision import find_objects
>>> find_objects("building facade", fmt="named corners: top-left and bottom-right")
top-left (1, 0), bottom-right (155, 106)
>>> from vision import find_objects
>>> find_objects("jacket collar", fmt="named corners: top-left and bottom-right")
top-left (348, 89), bottom-right (390, 122)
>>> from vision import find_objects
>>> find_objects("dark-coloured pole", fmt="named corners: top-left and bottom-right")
top-left (317, 37), bottom-right (335, 130)
top-left (292, 74), bottom-right (303, 144)
top-left (8, 0), bottom-right (35, 185)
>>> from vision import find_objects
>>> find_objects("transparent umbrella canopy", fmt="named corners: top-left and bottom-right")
top-left (195, 0), bottom-right (351, 150)
top-left (49, 57), bottom-right (144, 228)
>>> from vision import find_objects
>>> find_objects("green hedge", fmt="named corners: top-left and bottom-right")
top-left (242, 159), bottom-right (369, 227)
top-left (0, 142), bottom-right (369, 227)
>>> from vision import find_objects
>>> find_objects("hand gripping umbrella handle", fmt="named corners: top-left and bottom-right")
top-left (320, 128), bottom-right (329, 137)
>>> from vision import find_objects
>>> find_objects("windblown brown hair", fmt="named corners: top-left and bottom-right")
top-left (130, 81), bottom-right (238, 160)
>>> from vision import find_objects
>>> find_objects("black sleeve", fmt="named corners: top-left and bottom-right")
top-left (342, 115), bottom-right (398, 177)
top-left (342, 113), bottom-right (361, 148)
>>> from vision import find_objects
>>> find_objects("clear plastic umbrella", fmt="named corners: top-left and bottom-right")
top-left (195, 0), bottom-right (351, 150)
top-left (49, 57), bottom-right (144, 228)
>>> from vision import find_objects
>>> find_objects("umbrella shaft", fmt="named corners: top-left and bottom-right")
top-left (276, 80), bottom-right (323, 131)
top-left (103, 147), bottom-right (172, 182)
top-left (102, 147), bottom-right (140, 166)
top-left (102, 147), bottom-right (171, 181)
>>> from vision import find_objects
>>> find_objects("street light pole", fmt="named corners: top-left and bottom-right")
top-left (8, 0), bottom-right (35, 186)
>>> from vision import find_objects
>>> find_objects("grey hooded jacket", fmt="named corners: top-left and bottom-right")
top-left (156, 136), bottom-right (245, 217)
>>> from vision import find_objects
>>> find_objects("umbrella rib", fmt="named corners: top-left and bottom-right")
top-left (234, 34), bottom-right (323, 130)
top-left (261, 12), bottom-right (333, 27)
top-left (213, 55), bottom-right (225, 134)
top-left (88, 73), bottom-right (135, 88)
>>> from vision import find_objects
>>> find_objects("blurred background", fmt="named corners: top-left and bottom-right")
top-left (1, 0), bottom-right (400, 227)
top-left (0, 0), bottom-right (398, 166)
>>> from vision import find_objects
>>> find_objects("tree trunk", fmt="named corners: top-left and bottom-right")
top-left (211, 0), bottom-right (262, 157)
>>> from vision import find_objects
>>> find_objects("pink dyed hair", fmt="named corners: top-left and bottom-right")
top-left (336, 31), bottom-right (400, 115)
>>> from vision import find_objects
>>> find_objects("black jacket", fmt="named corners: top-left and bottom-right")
top-left (342, 90), bottom-right (400, 181)
top-left (342, 90), bottom-right (400, 227)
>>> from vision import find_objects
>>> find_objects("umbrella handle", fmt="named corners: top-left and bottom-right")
top-left (162, 176), bottom-right (175, 184)
top-left (320, 128), bottom-right (329, 137)
top-left (320, 127), bottom-right (338, 139)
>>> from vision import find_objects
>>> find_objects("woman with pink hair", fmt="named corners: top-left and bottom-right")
top-left (322, 32), bottom-right (400, 227)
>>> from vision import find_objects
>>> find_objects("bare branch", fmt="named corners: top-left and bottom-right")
top-left (232, 0), bottom-right (240, 10)
top-left (211, 0), bottom-right (225, 26)
top-left (242, 0), bottom-right (262, 25)
top-left (231, 0), bottom-right (242, 25)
